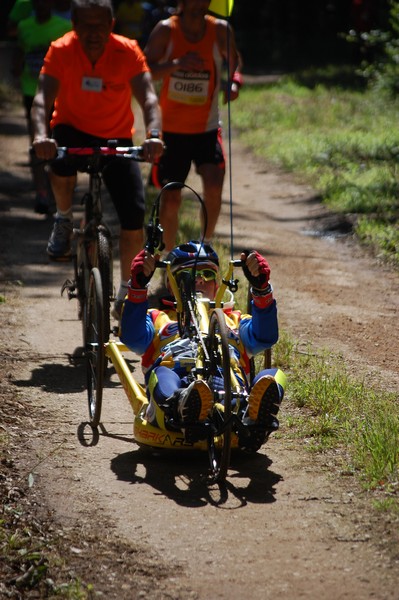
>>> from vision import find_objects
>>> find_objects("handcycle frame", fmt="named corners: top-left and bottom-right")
top-left (89, 257), bottom-right (250, 481)
top-left (85, 182), bottom-right (273, 482)
top-left (59, 144), bottom-right (144, 342)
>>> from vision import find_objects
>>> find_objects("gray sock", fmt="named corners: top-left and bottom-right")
top-left (56, 208), bottom-right (73, 221)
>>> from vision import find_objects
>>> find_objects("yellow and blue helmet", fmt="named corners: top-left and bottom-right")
top-left (166, 241), bottom-right (219, 274)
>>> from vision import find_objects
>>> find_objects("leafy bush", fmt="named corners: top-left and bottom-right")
top-left (348, 0), bottom-right (399, 95)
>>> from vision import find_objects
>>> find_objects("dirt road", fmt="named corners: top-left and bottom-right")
top-left (1, 103), bottom-right (398, 599)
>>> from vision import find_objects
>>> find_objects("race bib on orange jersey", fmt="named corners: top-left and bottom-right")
top-left (167, 70), bottom-right (210, 105)
top-left (81, 76), bottom-right (103, 92)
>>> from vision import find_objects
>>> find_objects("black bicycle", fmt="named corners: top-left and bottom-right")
top-left (55, 144), bottom-right (144, 425)
top-left (59, 144), bottom-right (144, 343)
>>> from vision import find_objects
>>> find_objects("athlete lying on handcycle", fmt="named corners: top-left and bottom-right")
top-left (119, 241), bottom-right (286, 451)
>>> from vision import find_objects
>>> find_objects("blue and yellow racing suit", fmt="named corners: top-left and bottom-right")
top-left (120, 292), bottom-right (285, 429)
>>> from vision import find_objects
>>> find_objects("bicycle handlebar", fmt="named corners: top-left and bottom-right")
top-left (55, 145), bottom-right (145, 161)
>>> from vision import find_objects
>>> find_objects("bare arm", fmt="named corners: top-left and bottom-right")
top-left (216, 20), bottom-right (241, 104)
top-left (216, 19), bottom-right (239, 78)
top-left (144, 20), bottom-right (204, 81)
top-left (130, 71), bottom-right (164, 162)
top-left (31, 73), bottom-right (59, 159)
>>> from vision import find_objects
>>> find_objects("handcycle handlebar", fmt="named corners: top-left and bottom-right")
top-left (154, 258), bottom-right (243, 270)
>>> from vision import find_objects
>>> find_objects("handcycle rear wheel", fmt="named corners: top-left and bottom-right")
top-left (207, 308), bottom-right (232, 482)
top-left (86, 267), bottom-right (105, 428)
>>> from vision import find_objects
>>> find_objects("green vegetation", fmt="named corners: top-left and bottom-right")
top-left (347, 0), bottom-right (399, 97)
top-left (0, 475), bottom-right (96, 599)
top-left (272, 335), bottom-right (399, 496)
top-left (230, 74), bottom-right (399, 267)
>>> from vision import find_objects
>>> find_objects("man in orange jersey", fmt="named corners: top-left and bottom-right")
top-left (31, 0), bottom-right (164, 318)
top-left (144, 0), bottom-right (241, 253)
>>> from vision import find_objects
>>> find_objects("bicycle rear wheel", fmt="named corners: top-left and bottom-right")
top-left (86, 267), bottom-right (105, 428)
top-left (207, 308), bottom-right (232, 482)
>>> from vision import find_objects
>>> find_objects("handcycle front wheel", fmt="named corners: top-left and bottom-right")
top-left (86, 267), bottom-right (105, 428)
top-left (207, 308), bottom-right (232, 482)
top-left (177, 271), bottom-right (195, 336)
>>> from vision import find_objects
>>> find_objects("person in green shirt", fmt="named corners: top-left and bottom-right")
top-left (7, 0), bottom-right (33, 38)
top-left (13, 0), bottom-right (71, 213)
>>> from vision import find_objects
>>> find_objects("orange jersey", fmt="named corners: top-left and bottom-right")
top-left (159, 15), bottom-right (223, 134)
top-left (41, 31), bottom-right (149, 138)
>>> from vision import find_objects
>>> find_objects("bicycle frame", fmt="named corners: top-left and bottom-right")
top-left (61, 145), bottom-right (144, 341)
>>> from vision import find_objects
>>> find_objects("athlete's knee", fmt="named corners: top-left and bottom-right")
top-left (161, 190), bottom-right (182, 211)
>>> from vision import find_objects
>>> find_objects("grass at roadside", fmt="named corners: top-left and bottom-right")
top-left (272, 333), bottom-right (399, 498)
top-left (230, 69), bottom-right (399, 267)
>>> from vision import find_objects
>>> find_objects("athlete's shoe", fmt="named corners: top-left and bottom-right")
top-left (178, 380), bottom-right (213, 425)
top-left (246, 375), bottom-right (280, 425)
top-left (47, 217), bottom-right (73, 259)
top-left (240, 375), bottom-right (281, 451)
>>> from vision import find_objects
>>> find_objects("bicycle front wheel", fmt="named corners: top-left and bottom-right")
top-left (76, 237), bottom-right (90, 343)
top-left (86, 267), bottom-right (105, 428)
top-left (207, 308), bottom-right (232, 482)
top-left (96, 227), bottom-right (112, 341)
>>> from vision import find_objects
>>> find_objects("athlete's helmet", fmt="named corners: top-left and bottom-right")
top-left (166, 241), bottom-right (219, 274)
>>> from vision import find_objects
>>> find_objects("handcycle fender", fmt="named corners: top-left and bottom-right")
top-left (133, 414), bottom-right (208, 450)
top-left (133, 412), bottom-right (240, 451)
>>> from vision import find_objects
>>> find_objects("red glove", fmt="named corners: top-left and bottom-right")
top-left (242, 251), bottom-right (270, 290)
top-left (129, 249), bottom-right (154, 288)
top-left (242, 251), bottom-right (274, 310)
top-left (127, 249), bottom-right (154, 303)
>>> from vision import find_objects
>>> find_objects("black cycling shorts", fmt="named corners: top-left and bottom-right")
top-left (150, 128), bottom-right (225, 189)
top-left (51, 124), bottom-right (145, 231)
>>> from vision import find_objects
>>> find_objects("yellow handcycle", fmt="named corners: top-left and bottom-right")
top-left (85, 183), bottom-right (280, 482)
top-left (86, 257), bottom-right (248, 481)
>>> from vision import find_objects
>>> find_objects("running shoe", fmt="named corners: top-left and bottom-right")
top-left (239, 375), bottom-right (281, 451)
top-left (178, 380), bottom-right (213, 425)
top-left (245, 375), bottom-right (281, 427)
top-left (47, 217), bottom-right (73, 259)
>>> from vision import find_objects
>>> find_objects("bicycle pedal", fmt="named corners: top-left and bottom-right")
top-left (61, 279), bottom-right (76, 296)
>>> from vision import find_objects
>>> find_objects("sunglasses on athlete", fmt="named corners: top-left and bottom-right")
top-left (177, 268), bottom-right (217, 282)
